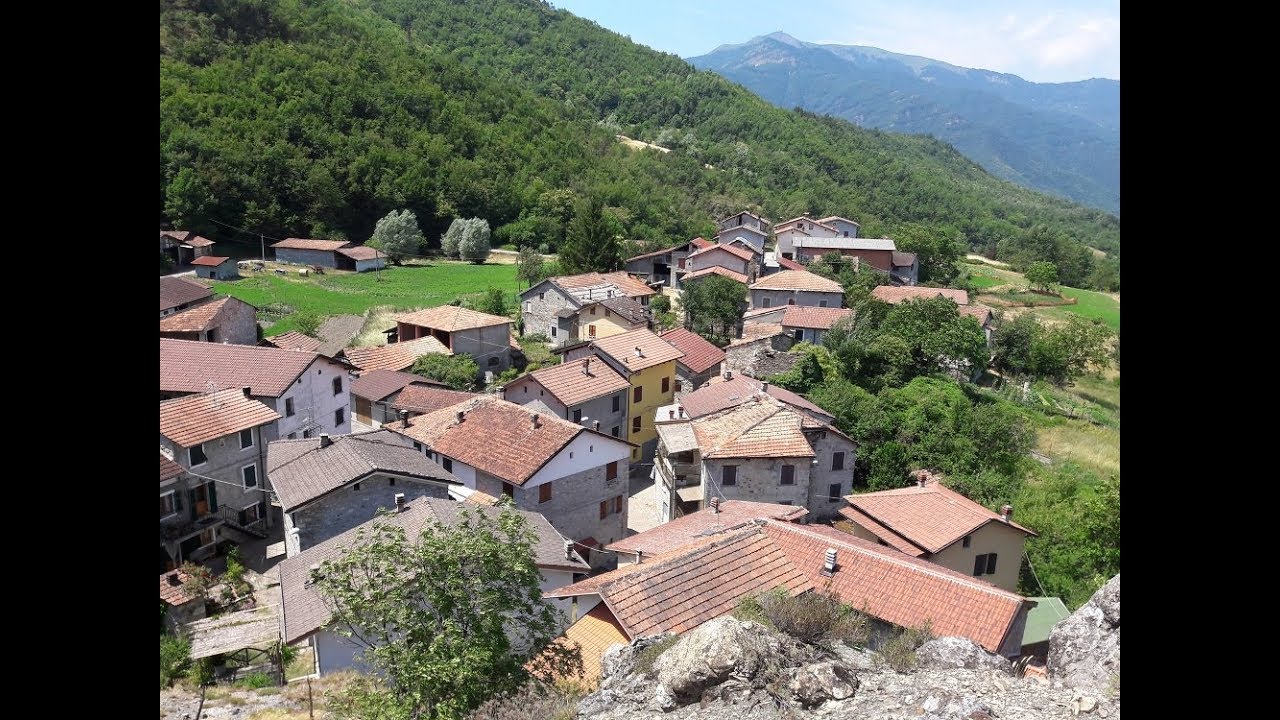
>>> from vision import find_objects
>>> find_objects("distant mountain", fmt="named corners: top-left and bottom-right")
top-left (689, 33), bottom-right (1120, 214)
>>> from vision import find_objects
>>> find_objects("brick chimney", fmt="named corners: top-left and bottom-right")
top-left (241, 386), bottom-right (252, 398)
top-left (456, 410), bottom-right (465, 424)
top-left (581, 357), bottom-right (591, 375)
top-left (1000, 504), bottom-right (1013, 522)
top-left (395, 493), bottom-right (406, 512)
top-left (531, 413), bottom-right (541, 429)
top-left (319, 433), bottom-right (332, 448)
top-left (709, 497), bottom-right (720, 513)
top-left (916, 470), bottom-right (929, 487)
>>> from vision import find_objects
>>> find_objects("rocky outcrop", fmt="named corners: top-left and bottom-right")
top-left (1049, 574), bottom-right (1120, 691)
top-left (917, 637), bottom-right (1012, 674)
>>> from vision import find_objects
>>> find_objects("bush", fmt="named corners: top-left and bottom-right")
top-left (238, 672), bottom-right (275, 689)
top-left (633, 635), bottom-right (680, 676)
top-left (468, 681), bottom-right (588, 720)
top-left (734, 588), bottom-right (870, 647)
top-left (521, 333), bottom-right (550, 344)
top-left (160, 633), bottom-right (192, 688)
top-left (876, 623), bottom-right (934, 672)
top-left (192, 656), bottom-right (218, 686)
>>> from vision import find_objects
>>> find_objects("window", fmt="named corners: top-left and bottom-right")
top-left (819, 300), bottom-right (828, 308)
top-left (973, 553), bottom-right (999, 576)
top-left (333, 376), bottom-right (343, 396)
top-left (589, 324), bottom-right (597, 338)
top-left (502, 482), bottom-right (514, 498)
top-left (413, 441), bottom-right (422, 451)
top-left (551, 326), bottom-right (557, 337)
top-left (831, 452), bottom-right (844, 471)
top-left (606, 461), bottom-right (618, 481)
top-left (633, 385), bottom-right (643, 403)
top-left (962, 535), bottom-right (972, 548)
top-left (611, 426), bottom-right (620, 438)
top-left (787, 298), bottom-right (796, 305)
top-left (794, 329), bottom-right (805, 342)
top-left (160, 491), bottom-right (177, 519)
top-left (589, 306), bottom-right (596, 315)
top-left (573, 408), bottom-right (583, 423)
top-left (335, 407), bottom-right (345, 426)
top-left (539, 483), bottom-right (552, 503)
top-left (240, 503), bottom-right (261, 526)
top-left (613, 495), bottom-right (623, 514)
top-left (189, 444), bottom-right (207, 466)
top-left (388, 477), bottom-right (395, 486)
top-left (353, 482), bottom-right (361, 491)
top-left (632, 416), bottom-right (642, 433)
top-left (612, 394), bottom-right (621, 412)
top-left (242, 464), bottom-right (258, 489)
top-left (488, 357), bottom-right (499, 366)
top-left (239, 429), bottom-right (253, 450)
top-left (828, 483), bottom-right (842, 502)
top-left (722, 465), bottom-right (738, 486)
top-left (780, 465), bottom-right (795, 485)
top-left (762, 297), bottom-right (771, 308)
top-left (661, 377), bottom-right (670, 393)
top-left (599, 501), bottom-right (608, 519)
top-left (442, 457), bottom-right (453, 473)
top-left (538, 292), bottom-right (545, 301)
top-left (987, 553), bottom-right (998, 574)
top-left (303, 429), bottom-right (312, 439)
top-left (288, 433), bottom-right (297, 440)
top-left (285, 398), bottom-right (295, 417)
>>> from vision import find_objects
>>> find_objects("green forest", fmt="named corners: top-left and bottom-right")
top-left (160, 0), bottom-right (1119, 287)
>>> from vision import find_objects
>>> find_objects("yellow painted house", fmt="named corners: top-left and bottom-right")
top-left (577, 297), bottom-right (649, 342)
top-left (560, 328), bottom-right (684, 463)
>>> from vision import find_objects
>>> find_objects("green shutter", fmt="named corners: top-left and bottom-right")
top-left (208, 482), bottom-right (218, 512)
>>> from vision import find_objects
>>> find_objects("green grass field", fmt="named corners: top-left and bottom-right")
top-left (967, 263), bottom-right (1120, 330)
top-left (212, 262), bottom-right (522, 334)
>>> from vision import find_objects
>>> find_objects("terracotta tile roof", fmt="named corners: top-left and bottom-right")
top-left (600, 271), bottom-right (657, 298)
top-left (795, 237), bottom-right (896, 251)
top-left (162, 231), bottom-right (217, 248)
top-left (393, 396), bottom-right (588, 486)
top-left (892, 251), bottom-right (918, 267)
top-left (267, 431), bottom-right (459, 511)
top-left (764, 522), bottom-right (1028, 654)
top-left (625, 238), bottom-right (703, 263)
top-left (160, 454), bottom-right (185, 484)
top-left (694, 401), bottom-right (816, 459)
top-left (837, 506), bottom-right (927, 557)
top-left (959, 304), bottom-right (993, 325)
top-left (279, 497), bottom-right (589, 643)
top-left (263, 331), bottom-right (324, 354)
top-left (608, 501), bottom-right (807, 557)
top-left (335, 245), bottom-right (383, 261)
top-left (845, 476), bottom-right (1036, 555)
top-left (780, 305), bottom-right (853, 330)
top-left (688, 243), bottom-right (754, 263)
top-left (160, 276), bottom-right (213, 312)
top-left (582, 296), bottom-right (650, 326)
top-left (681, 266), bottom-right (749, 284)
top-left (730, 322), bottom-right (786, 345)
top-left (159, 296), bottom-right (250, 333)
top-left (816, 216), bottom-right (861, 228)
top-left (749, 270), bottom-right (843, 294)
top-left (525, 357), bottom-right (631, 407)
top-left (159, 388), bottom-right (281, 448)
top-left (160, 338), bottom-right (324, 398)
top-left (556, 603), bottom-right (631, 684)
top-left (871, 286), bottom-right (970, 305)
top-left (776, 215), bottom-right (837, 233)
top-left (659, 328), bottom-right (726, 374)
top-left (391, 385), bottom-right (479, 415)
top-left (777, 256), bottom-right (806, 271)
top-left (590, 328), bottom-right (684, 373)
top-left (189, 255), bottom-right (230, 267)
top-left (271, 238), bottom-right (352, 251)
top-left (395, 306), bottom-right (512, 332)
top-left (160, 571), bottom-right (197, 606)
top-left (161, 230), bottom-right (191, 243)
top-left (349, 369), bottom-right (429, 402)
top-left (679, 375), bottom-right (832, 421)
top-left (691, 237), bottom-right (714, 250)
top-left (342, 336), bottom-right (451, 373)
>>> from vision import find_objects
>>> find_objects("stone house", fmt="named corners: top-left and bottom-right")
top-left (717, 210), bottom-right (770, 235)
top-left (270, 238), bottom-right (353, 268)
top-left (748, 270), bottom-right (844, 310)
top-left (504, 356), bottom-right (631, 439)
top-left (278, 497), bottom-right (590, 676)
top-left (160, 230), bottom-right (217, 265)
top-left (391, 384), bottom-right (479, 419)
top-left (350, 370), bottom-right (443, 427)
top-left (160, 275), bottom-right (214, 317)
top-left (521, 272), bottom-right (657, 347)
top-left (722, 329), bottom-right (797, 380)
top-left (742, 305), bottom-right (853, 346)
top-left (623, 237), bottom-right (714, 291)
top-left (160, 338), bottom-right (354, 441)
top-left (685, 243), bottom-right (757, 283)
top-left (160, 454), bottom-right (224, 572)
top-left (657, 327), bottom-right (726, 394)
top-left (388, 395), bottom-right (633, 567)
top-left (268, 430), bottom-right (461, 556)
top-left (159, 296), bottom-right (259, 346)
top-left (839, 470), bottom-right (1038, 593)
top-left (391, 306), bottom-right (513, 377)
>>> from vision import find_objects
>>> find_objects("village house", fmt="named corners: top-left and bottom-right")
top-left (623, 237), bottom-right (714, 291)
top-left (792, 236), bottom-right (900, 271)
top-left (160, 338), bottom-right (353, 441)
top-left (723, 327), bottom-right (798, 380)
top-left (160, 454), bottom-right (225, 572)
top-left (714, 211), bottom-right (770, 257)
top-left (391, 384), bottom-right (479, 419)
top-left (773, 215), bottom-right (917, 284)
top-left (160, 295), bottom-right (259, 346)
top-left (159, 388), bottom-right (281, 547)
top-left (268, 430), bottom-right (462, 556)
top-left (190, 255), bottom-right (237, 280)
top-left (341, 336), bottom-right (451, 375)
top-left (657, 327), bottom-right (726, 394)
top-left (839, 470), bottom-right (1038, 593)
top-left (545, 519), bottom-right (1032, 684)
top-left (160, 275), bottom-right (214, 317)
top-left (651, 381), bottom-right (854, 522)
top-left (742, 305), bottom-right (853, 346)
top-left (504, 356), bottom-right (631, 438)
top-left (607, 499), bottom-right (807, 566)
top-left (388, 395), bottom-right (633, 566)
top-left (521, 272), bottom-right (657, 346)
top-left (160, 569), bottom-right (206, 631)
top-left (263, 331), bottom-right (340, 358)
top-left (278, 497), bottom-right (589, 676)
top-left (334, 245), bottom-right (386, 273)
top-left (349, 370), bottom-right (445, 428)
top-left (892, 251), bottom-right (920, 285)
top-left (748, 269), bottom-right (844, 310)
top-left (684, 242), bottom-right (757, 284)
top-left (574, 296), bottom-right (651, 342)
top-left (389, 306), bottom-right (513, 377)
top-left (160, 230), bottom-right (217, 266)
top-left (555, 328), bottom-right (684, 463)
top-left (269, 238), bottom-right (354, 268)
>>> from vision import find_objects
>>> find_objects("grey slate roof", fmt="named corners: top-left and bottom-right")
top-left (278, 496), bottom-right (590, 642)
top-left (267, 430), bottom-right (460, 511)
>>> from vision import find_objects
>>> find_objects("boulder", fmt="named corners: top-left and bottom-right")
top-left (916, 637), bottom-right (1012, 674)
top-left (653, 617), bottom-right (791, 703)
top-left (788, 660), bottom-right (859, 707)
top-left (1048, 575), bottom-right (1120, 690)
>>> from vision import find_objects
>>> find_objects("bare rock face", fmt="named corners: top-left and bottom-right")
top-left (788, 660), bottom-right (859, 708)
top-left (1049, 574), bottom-right (1120, 690)
top-left (653, 617), bottom-right (795, 703)
top-left (917, 636), bottom-right (1013, 674)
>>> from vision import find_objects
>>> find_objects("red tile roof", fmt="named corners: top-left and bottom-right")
top-left (335, 245), bottom-right (384, 261)
top-left (524, 357), bottom-right (631, 407)
top-left (391, 385), bottom-right (479, 415)
top-left (159, 388), bottom-right (281, 448)
top-left (590, 328), bottom-right (684, 373)
top-left (658, 328), bottom-right (726, 374)
top-left (688, 243), bottom-right (754, 263)
top-left (780, 305), bottom-right (853, 330)
top-left (681, 266), bottom-right (748, 284)
top-left (162, 231), bottom-right (217, 248)
top-left (271, 238), bottom-right (352, 251)
top-left (692, 400), bottom-right (816, 459)
top-left (189, 255), bottom-right (230, 267)
top-left (159, 296), bottom-right (250, 333)
top-left (342, 336), bottom-right (451, 373)
top-left (959, 304), bottom-right (994, 325)
top-left (749, 270), bottom-right (843, 293)
top-left (160, 454), bottom-right (185, 484)
top-left (844, 475), bottom-right (1036, 555)
top-left (607, 501), bottom-right (806, 557)
top-left (160, 276), bottom-right (213, 312)
top-left (160, 338), bottom-right (324, 398)
top-left (600, 271), bottom-right (658, 298)
top-left (349, 369), bottom-right (429, 402)
top-left (691, 237), bottom-right (714, 250)
top-left (678, 375), bottom-right (831, 421)
top-left (776, 256), bottom-right (806, 271)
top-left (836, 506), bottom-right (926, 557)
top-left (871, 286), bottom-right (970, 305)
top-left (160, 571), bottom-right (198, 606)
top-left (396, 306), bottom-right (512, 332)
top-left (555, 603), bottom-right (631, 684)
top-left (263, 331), bottom-right (324, 353)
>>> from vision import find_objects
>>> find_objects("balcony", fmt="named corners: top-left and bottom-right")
top-left (160, 510), bottom-right (224, 543)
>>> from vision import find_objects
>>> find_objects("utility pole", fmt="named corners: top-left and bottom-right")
top-left (261, 233), bottom-right (266, 262)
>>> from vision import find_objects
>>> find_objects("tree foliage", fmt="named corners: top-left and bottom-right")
top-left (676, 275), bottom-right (745, 342)
top-left (1025, 261), bottom-right (1059, 292)
top-left (472, 287), bottom-right (510, 317)
top-left (411, 353), bottom-right (480, 390)
top-left (457, 217), bottom-right (492, 264)
top-left (315, 506), bottom-right (581, 720)
top-left (370, 209), bottom-right (425, 263)
top-left (514, 246), bottom-right (545, 287)
top-left (441, 219), bottom-right (466, 258)
top-left (991, 314), bottom-right (1114, 386)
top-left (891, 223), bottom-right (963, 284)
top-left (559, 196), bottom-right (622, 274)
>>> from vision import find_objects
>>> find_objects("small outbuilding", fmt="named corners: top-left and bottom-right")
top-left (190, 255), bottom-right (237, 280)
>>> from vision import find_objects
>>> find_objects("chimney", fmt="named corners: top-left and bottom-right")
top-left (319, 433), bottom-right (332, 449)
top-left (823, 547), bottom-right (838, 574)
top-left (564, 539), bottom-right (574, 560)
top-left (761, 381), bottom-right (769, 392)
top-left (395, 493), bottom-right (407, 511)
top-left (456, 410), bottom-right (465, 424)
top-left (668, 409), bottom-right (675, 419)
top-left (532, 413), bottom-right (541, 429)
top-left (241, 386), bottom-right (252, 398)
top-left (709, 497), bottom-right (720, 513)
top-left (916, 470), bottom-right (929, 487)
top-left (678, 406), bottom-right (685, 418)
top-left (581, 357), bottom-right (591, 375)
top-left (398, 409), bottom-right (409, 425)
top-left (593, 420), bottom-right (600, 431)
top-left (723, 370), bottom-right (733, 381)
top-left (496, 385), bottom-right (505, 401)
top-left (1000, 504), bottom-right (1013, 522)
top-left (167, 572), bottom-right (181, 587)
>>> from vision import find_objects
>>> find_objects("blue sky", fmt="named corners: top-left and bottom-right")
top-left (550, 0), bottom-right (1119, 83)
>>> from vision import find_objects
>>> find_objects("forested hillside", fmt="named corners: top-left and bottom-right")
top-left (160, 0), bottom-right (1119, 284)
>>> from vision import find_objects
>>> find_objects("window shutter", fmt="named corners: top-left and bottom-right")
top-left (208, 483), bottom-right (218, 512)
top-left (973, 555), bottom-right (985, 576)
top-left (986, 553), bottom-right (998, 575)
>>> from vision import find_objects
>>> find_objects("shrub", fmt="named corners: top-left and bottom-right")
top-left (238, 672), bottom-right (275, 689)
top-left (192, 656), bottom-right (218, 686)
top-left (734, 588), bottom-right (870, 647)
top-left (633, 635), bottom-right (680, 676)
top-left (160, 633), bottom-right (192, 688)
top-left (467, 681), bottom-right (587, 720)
top-left (521, 333), bottom-right (551, 344)
top-left (876, 623), bottom-right (934, 673)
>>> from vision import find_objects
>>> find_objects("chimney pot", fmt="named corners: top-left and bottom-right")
top-left (496, 385), bottom-right (505, 401)
top-left (710, 497), bottom-right (720, 513)
top-left (823, 547), bottom-right (838, 573)
top-left (581, 357), bottom-right (591, 374)
top-left (678, 406), bottom-right (685, 418)
top-left (395, 493), bottom-right (407, 511)
top-left (668, 409), bottom-right (675, 419)
top-left (564, 539), bottom-right (574, 560)
top-left (532, 413), bottom-right (541, 429)
top-left (761, 381), bottom-right (769, 392)
top-left (319, 433), bottom-right (332, 448)
top-left (593, 420), bottom-right (600, 431)
top-left (456, 410), bottom-right (465, 423)
top-left (916, 470), bottom-right (929, 487)
top-left (399, 409), bottom-right (409, 425)
top-left (242, 386), bottom-right (252, 398)
top-left (723, 370), bottom-right (733, 380)
top-left (1000, 504), bottom-right (1013, 522)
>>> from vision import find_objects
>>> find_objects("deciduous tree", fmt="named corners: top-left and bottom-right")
top-left (369, 209), bottom-right (425, 264)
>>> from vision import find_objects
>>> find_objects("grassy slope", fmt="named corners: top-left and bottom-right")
top-left (966, 262), bottom-right (1120, 330)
